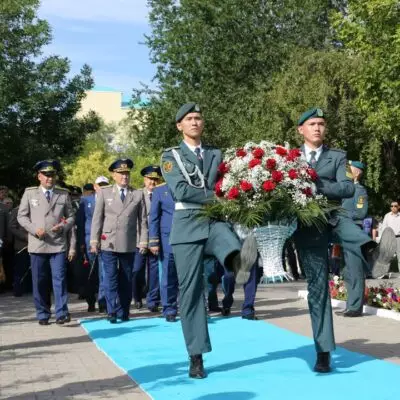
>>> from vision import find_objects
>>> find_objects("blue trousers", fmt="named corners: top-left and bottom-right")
top-left (30, 252), bottom-right (68, 320)
top-left (132, 249), bottom-right (160, 309)
top-left (208, 259), bottom-right (259, 316)
top-left (160, 252), bottom-right (178, 316)
top-left (101, 251), bottom-right (134, 318)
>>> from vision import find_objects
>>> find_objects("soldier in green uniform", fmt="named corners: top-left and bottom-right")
top-left (161, 103), bottom-right (255, 379)
top-left (336, 161), bottom-right (369, 317)
top-left (294, 108), bottom-right (355, 373)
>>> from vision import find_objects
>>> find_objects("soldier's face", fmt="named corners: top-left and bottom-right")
top-left (143, 177), bottom-right (159, 192)
top-left (112, 171), bottom-right (130, 187)
top-left (38, 172), bottom-right (56, 189)
top-left (177, 113), bottom-right (204, 140)
top-left (350, 166), bottom-right (362, 180)
top-left (298, 118), bottom-right (326, 148)
top-left (0, 189), bottom-right (7, 200)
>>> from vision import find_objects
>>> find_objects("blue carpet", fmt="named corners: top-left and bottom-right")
top-left (81, 317), bottom-right (399, 400)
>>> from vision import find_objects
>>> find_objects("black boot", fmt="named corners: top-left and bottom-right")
top-left (189, 354), bottom-right (206, 379)
top-left (314, 352), bottom-right (331, 373)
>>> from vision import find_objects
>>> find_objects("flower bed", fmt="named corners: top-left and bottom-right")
top-left (329, 275), bottom-right (400, 312)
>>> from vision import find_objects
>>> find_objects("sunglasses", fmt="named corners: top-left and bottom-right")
top-left (391, 205), bottom-right (398, 208)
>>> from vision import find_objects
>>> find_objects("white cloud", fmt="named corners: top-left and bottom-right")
top-left (39, 0), bottom-right (150, 24)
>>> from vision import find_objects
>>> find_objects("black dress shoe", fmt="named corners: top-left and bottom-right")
top-left (149, 306), bottom-right (159, 313)
top-left (335, 309), bottom-right (348, 316)
top-left (208, 306), bottom-right (222, 313)
top-left (189, 354), bottom-right (206, 379)
top-left (242, 314), bottom-right (258, 320)
top-left (87, 305), bottom-right (96, 312)
top-left (38, 319), bottom-right (49, 326)
top-left (134, 301), bottom-right (143, 310)
top-left (343, 310), bottom-right (362, 317)
top-left (56, 317), bottom-right (66, 325)
top-left (108, 314), bottom-right (117, 324)
top-left (166, 314), bottom-right (177, 322)
top-left (98, 304), bottom-right (107, 313)
top-left (64, 313), bottom-right (71, 323)
top-left (314, 352), bottom-right (331, 373)
top-left (221, 308), bottom-right (231, 317)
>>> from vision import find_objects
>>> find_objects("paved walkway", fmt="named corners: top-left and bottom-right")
top-left (1, 277), bottom-right (399, 399)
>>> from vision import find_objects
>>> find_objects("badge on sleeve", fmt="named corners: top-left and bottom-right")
top-left (357, 196), bottom-right (365, 209)
top-left (163, 161), bottom-right (173, 173)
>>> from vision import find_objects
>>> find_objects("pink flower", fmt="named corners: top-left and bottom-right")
top-left (101, 234), bottom-right (107, 240)
top-left (266, 158), bottom-right (276, 170)
top-left (271, 170), bottom-right (284, 183)
top-left (218, 162), bottom-right (230, 175)
top-left (227, 187), bottom-right (240, 200)
top-left (262, 180), bottom-right (276, 192)
top-left (275, 146), bottom-right (288, 156)
top-left (249, 158), bottom-right (262, 169)
top-left (236, 148), bottom-right (247, 157)
top-left (329, 281), bottom-right (335, 288)
top-left (288, 169), bottom-right (298, 179)
top-left (240, 180), bottom-right (253, 192)
top-left (252, 147), bottom-right (265, 159)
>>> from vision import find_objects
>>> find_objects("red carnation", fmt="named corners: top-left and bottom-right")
top-left (262, 180), bottom-right (276, 192)
top-left (218, 162), bottom-right (230, 175)
top-left (288, 169), bottom-right (298, 179)
top-left (236, 148), bottom-right (247, 157)
top-left (248, 158), bottom-right (262, 169)
top-left (266, 158), bottom-right (277, 170)
top-left (288, 148), bottom-right (301, 159)
top-left (302, 187), bottom-right (313, 197)
top-left (271, 170), bottom-right (284, 183)
top-left (83, 259), bottom-right (90, 268)
top-left (215, 180), bottom-right (224, 197)
top-left (240, 180), bottom-right (253, 192)
top-left (275, 146), bottom-right (288, 156)
top-left (307, 168), bottom-right (318, 181)
top-left (252, 147), bottom-right (265, 159)
top-left (227, 187), bottom-right (240, 200)
top-left (101, 234), bottom-right (107, 240)
top-left (60, 217), bottom-right (67, 224)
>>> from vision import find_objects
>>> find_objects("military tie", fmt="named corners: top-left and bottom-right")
top-left (120, 188), bottom-right (125, 202)
top-left (45, 190), bottom-right (51, 203)
top-left (194, 147), bottom-right (203, 171)
top-left (309, 151), bottom-right (317, 168)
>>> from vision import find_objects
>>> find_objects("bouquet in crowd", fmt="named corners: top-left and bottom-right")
top-left (205, 141), bottom-right (334, 229)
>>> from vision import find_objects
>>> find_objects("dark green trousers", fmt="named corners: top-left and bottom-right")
top-left (172, 221), bottom-right (241, 355)
top-left (294, 226), bottom-right (336, 353)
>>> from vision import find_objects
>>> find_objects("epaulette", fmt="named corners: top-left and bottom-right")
top-left (55, 186), bottom-right (69, 191)
top-left (163, 146), bottom-right (180, 152)
top-left (328, 147), bottom-right (346, 154)
top-left (25, 186), bottom-right (38, 190)
top-left (156, 182), bottom-right (167, 187)
top-left (100, 185), bottom-right (112, 189)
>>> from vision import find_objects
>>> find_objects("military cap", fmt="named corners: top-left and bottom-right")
top-left (108, 158), bottom-right (134, 173)
top-left (141, 165), bottom-right (162, 179)
top-left (349, 160), bottom-right (365, 170)
top-left (33, 160), bottom-right (61, 174)
top-left (175, 102), bottom-right (202, 122)
top-left (298, 108), bottom-right (325, 126)
top-left (83, 183), bottom-right (94, 191)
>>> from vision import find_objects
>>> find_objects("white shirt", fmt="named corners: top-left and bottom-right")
top-left (184, 141), bottom-right (204, 158)
top-left (41, 186), bottom-right (54, 199)
top-left (116, 185), bottom-right (127, 198)
top-left (303, 144), bottom-right (323, 163)
top-left (381, 212), bottom-right (400, 236)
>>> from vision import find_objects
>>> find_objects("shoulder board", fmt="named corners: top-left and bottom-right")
top-left (25, 186), bottom-right (38, 191)
top-left (100, 185), bottom-right (112, 189)
top-left (55, 186), bottom-right (69, 191)
top-left (203, 144), bottom-right (218, 151)
top-left (156, 182), bottom-right (167, 187)
top-left (163, 146), bottom-right (180, 152)
top-left (329, 148), bottom-right (346, 154)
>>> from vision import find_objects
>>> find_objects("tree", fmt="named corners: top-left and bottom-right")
top-left (0, 0), bottom-right (99, 190)
top-left (132, 0), bottom-right (347, 151)
top-left (332, 0), bottom-right (400, 201)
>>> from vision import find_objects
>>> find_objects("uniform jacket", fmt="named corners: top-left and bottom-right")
top-left (342, 182), bottom-right (368, 225)
top-left (90, 184), bottom-right (148, 253)
top-left (17, 186), bottom-right (75, 253)
top-left (9, 207), bottom-right (28, 252)
top-left (76, 194), bottom-right (96, 249)
top-left (161, 141), bottom-right (221, 244)
top-left (148, 183), bottom-right (175, 254)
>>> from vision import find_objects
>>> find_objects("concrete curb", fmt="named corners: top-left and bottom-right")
top-left (298, 290), bottom-right (400, 322)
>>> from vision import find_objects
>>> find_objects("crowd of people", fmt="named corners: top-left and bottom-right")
top-left (0, 103), bottom-right (399, 379)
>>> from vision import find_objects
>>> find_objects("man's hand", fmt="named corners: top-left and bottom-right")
top-left (90, 245), bottom-right (98, 254)
top-left (149, 246), bottom-right (160, 256)
top-left (138, 247), bottom-right (148, 255)
top-left (68, 252), bottom-right (76, 262)
top-left (35, 228), bottom-right (46, 239)
top-left (51, 223), bottom-right (63, 233)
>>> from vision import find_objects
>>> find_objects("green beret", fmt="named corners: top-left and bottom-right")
top-left (298, 107), bottom-right (325, 126)
top-left (175, 103), bottom-right (202, 122)
top-left (349, 160), bottom-right (365, 170)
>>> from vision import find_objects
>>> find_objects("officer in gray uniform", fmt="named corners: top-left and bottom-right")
top-left (90, 159), bottom-right (148, 323)
top-left (337, 161), bottom-right (369, 317)
top-left (161, 103), bottom-right (255, 379)
top-left (17, 160), bottom-right (75, 325)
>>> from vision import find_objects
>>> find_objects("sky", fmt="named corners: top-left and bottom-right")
top-left (38, 0), bottom-right (157, 98)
